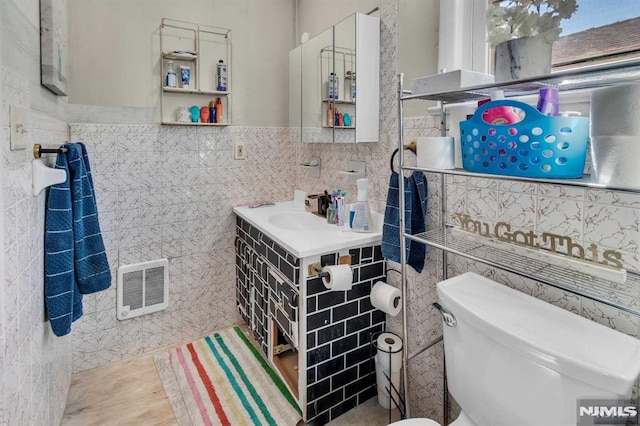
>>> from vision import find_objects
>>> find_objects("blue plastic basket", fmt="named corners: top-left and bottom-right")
top-left (459, 100), bottom-right (589, 178)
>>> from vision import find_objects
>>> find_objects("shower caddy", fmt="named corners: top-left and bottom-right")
top-left (396, 58), bottom-right (640, 419)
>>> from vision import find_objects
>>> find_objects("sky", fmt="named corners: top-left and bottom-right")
top-left (560, 0), bottom-right (640, 35)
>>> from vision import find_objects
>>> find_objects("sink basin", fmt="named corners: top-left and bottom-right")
top-left (268, 212), bottom-right (328, 231)
top-left (233, 200), bottom-right (382, 257)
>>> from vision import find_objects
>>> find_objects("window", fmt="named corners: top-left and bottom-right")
top-left (439, 0), bottom-right (640, 73)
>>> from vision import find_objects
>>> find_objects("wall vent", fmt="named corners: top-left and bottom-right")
top-left (117, 259), bottom-right (169, 320)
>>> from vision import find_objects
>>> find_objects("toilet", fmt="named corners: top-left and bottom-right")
top-left (391, 272), bottom-right (640, 426)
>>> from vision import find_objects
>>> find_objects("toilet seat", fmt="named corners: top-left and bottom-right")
top-left (387, 410), bottom-right (475, 426)
top-left (387, 419), bottom-right (441, 426)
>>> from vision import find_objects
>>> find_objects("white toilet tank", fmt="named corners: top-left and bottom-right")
top-left (437, 272), bottom-right (640, 426)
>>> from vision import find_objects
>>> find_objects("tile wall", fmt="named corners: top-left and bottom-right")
top-left (1, 0), bottom-right (72, 423)
top-left (68, 124), bottom-right (295, 372)
top-left (1, 107), bottom-right (72, 425)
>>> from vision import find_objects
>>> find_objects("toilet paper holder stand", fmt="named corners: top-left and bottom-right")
top-left (370, 330), bottom-right (406, 422)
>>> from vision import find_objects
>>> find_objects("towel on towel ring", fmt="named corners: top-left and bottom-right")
top-left (381, 171), bottom-right (428, 273)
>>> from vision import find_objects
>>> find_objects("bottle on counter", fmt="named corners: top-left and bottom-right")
top-left (352, 179), bottom-right (373, 233)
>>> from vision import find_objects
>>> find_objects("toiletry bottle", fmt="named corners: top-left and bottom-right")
top-left (329, 72), bottom-right (339, 99)
top-left (217, 60), bottom-right (227, 91)
top-left (481, 90), bottom-right (520, 125)
top-left (209, 100), bottom-right (216, 123)
top-left (200, 106), bottom-right (210, 123)
top-left (352, 179), bottom-right (372, 233)
top-left (166, 61), bottom-right (177, 88)
top-left (537, 87), bottom-right (559, 116)
top-left (326, 194), bottom-right (336, 224)
top-left (215, 97), bottom-right (223, 123)
top-left (180, 65), bottom-right (191, 89)
top-left (349, 203), bottom-right (356, 228)
top-left (327, 103), bottom-right (334, 127)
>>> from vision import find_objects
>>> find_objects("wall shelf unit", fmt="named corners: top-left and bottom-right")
top-left (159, 18), bottom-right (231, 126)
top-left (396, 58), bottom-right (640, 418)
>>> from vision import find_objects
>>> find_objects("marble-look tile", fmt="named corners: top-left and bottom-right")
top-left (583, 203), bottom-right (640, 253)
top-left (533, 284), bottom-right (581, 314)
top-left (499, 180), bottom-right (537, 194)
top-left (465, 188), bottom-right (499, 223)
top-left (581, 299), bottom-right (639, 338)
top-left (498, 191), bottom-right (536, 229)
top-left (536, 197), bottom-right (583, 250)
top-left (586, 188), bottom-right (640, 208)
top-left (538, 183), bottom-right (585, 200)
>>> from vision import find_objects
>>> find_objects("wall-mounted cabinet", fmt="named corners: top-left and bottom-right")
top-left (290, 12), bottom-right (379, 143)
top-left (159, 19), bottom-right (232, 126)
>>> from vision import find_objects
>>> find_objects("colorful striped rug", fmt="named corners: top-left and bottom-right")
top-left (154, 326), bottom-right (302, 426)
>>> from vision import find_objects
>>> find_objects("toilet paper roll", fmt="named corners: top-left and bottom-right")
top-left (417, 136), bottom-right (455, 169)
top-left (376, 332), bottom-right (403, 373)
top-left (591, 83), bottom-right (640, 136)
top-left (370, 281), bottom-right (402, 316)
top-left (376, 359), bottom-right (401, 409)
top-left (322, 265), bottom-right (353, 291)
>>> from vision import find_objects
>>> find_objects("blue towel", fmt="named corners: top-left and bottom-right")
top-left (45, 143), bottom-right (111, 337)
top-left (382, 171), bottom-right (428, 273)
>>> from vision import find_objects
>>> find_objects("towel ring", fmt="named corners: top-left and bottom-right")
top-left (390, 141), bottom-right (417, 173)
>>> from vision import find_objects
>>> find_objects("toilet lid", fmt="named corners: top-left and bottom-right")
top-left (388, 419), bottom-right (441, 426)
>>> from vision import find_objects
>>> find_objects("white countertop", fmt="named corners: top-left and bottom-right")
top-left (233, 201), bottom-right (383, 258)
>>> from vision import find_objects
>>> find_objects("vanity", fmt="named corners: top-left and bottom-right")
top-left (233, 201), bottom-right (386, 424)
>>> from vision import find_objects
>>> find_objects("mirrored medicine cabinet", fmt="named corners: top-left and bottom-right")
top-left (289, 12), bottom-right (380, 143)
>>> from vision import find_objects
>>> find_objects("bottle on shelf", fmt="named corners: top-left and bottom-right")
top-left (209, 101), bottom-right (216, 123)
top-left (215, 97), bottom-right (223, 123)
top-left (166, 61), bottom-right (177, 88)
top-left (536, 87), bottom-right (559, 116)
top-left (217, 60), bottom-right (227, 91)
top-left (329, 72), bottom-right (339, 99)
top-left (480, 90), bottom-right (520, 125)
top-left (327, 103), bottom-right (334, 127)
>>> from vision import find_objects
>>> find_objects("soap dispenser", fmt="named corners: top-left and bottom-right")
top-left (351, 178), bottom-right (372, 233)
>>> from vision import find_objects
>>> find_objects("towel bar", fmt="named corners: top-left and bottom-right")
top-left (33, 143), bottom-right (68, 159)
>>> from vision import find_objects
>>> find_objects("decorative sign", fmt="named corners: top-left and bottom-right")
top-left (454, 213), bottom-right (623, 270)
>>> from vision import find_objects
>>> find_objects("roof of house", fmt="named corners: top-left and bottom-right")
top-left (552, 17), bottom-right (640, 66)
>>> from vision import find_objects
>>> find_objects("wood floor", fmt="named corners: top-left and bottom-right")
top-left (62, 337), bottom-right (400, 426)
top-left (62, 351), bottom-right (177, 426)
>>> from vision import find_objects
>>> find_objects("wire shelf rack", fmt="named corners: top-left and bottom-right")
top-left (408, 228), bottom-right (640, 316)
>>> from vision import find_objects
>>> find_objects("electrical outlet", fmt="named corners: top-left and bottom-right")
top-left (234, 142), bottom-right (246, 160)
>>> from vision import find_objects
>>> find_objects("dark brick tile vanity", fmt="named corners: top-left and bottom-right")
top-left (235, 216), bottom-right (386, 424)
